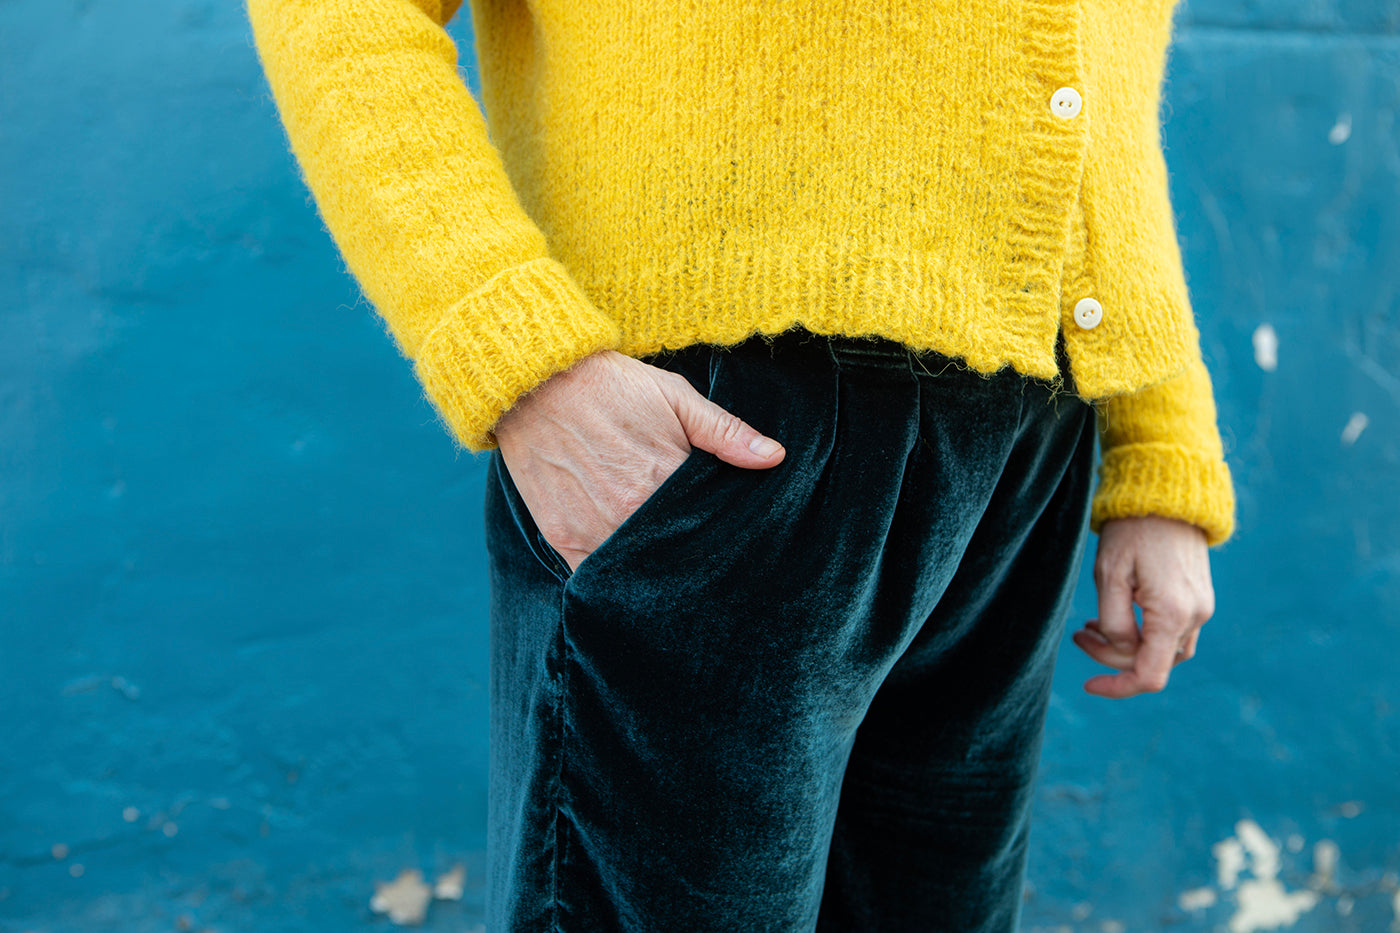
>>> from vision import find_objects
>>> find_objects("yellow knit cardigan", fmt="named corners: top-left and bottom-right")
top-left (247, 0), bottom-right (1237, 547)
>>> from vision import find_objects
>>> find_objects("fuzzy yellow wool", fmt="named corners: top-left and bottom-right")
top-left (247, 0), bottom-right (1236, 547)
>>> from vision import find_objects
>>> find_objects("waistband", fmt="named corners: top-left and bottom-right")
top-left (725, 327), bottom-right (1076, 395)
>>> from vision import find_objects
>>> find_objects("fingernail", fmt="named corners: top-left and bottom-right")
top-left (749, 436), bottom-right (781, 457)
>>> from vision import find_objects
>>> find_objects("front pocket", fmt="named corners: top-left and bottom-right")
top-left (558, 444), bottom-right (707, 583)
top-left (531, 450), bottom-right (702, 585)
top-left (501, 344), bottom-right (722, 586)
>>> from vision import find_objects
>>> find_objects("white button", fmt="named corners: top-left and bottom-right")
top-left (1074, 297), bottom-right (1103, 329)
top-left (1051, 87), bottom-right (1083, 119)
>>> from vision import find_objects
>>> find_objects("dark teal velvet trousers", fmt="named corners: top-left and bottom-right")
top-left (484, 326), bottom-right (1097, 932)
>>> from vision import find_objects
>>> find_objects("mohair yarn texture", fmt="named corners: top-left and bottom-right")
top-left (246, 0), bottom-right (1236, 547)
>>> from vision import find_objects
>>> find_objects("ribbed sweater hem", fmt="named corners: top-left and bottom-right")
top-left (413, 257), bottom-right (622, 452)
top-left (1090, 442), bottom-right (1237, 548)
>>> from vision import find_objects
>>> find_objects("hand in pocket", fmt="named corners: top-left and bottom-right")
top-left (494, 349), bottom-right (786, 573)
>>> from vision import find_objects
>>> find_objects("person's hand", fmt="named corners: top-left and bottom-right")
top-left (492, 349), bottom-right (786, 573)
top-left (1071, 514), bottom-right (1215, 698)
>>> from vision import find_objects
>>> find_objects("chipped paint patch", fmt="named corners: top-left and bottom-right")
top-left (1253, 323), bottom-right (1279, 371)
top-left (1192, 821), bottom-right (1361, 933)
top-left (1232, 878), bottom-right (1320, 932)
top-left (1312, 839), bottom-right (1340, 890)
top-left (1329, 112), bottom-right (1352, 145)
top-left (433, 864), bottom-right (467, 901)
top-left (371, 869), bottom-right (432, 926)
top-left (1224, 820), bottom-right (1320, 933)
top-left (1215, 837), bottom-right (1247, 889)
top-left (1341, 412), bottom-right (1369, 445)
top-left (370, 863), bottom-right (478, 926)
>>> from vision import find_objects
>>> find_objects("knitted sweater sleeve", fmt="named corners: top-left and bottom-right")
top-left (245, 0), bottom-right (622, 452)
top-left (1089, 351), bottom-right (1237, 548)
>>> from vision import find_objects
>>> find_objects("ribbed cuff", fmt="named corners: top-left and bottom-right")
top-left (1090, 442), bottom-right (1237, 548)
top-left (413, 257), bottom-right (622, 453)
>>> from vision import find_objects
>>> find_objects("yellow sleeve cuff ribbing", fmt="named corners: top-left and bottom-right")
top-left (1090, 442), bottom-right (1237, 548)
top-left (413, 257), bottom-right (623, 453)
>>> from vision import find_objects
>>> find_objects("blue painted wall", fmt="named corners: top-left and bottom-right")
top-left (1, 1), bottom-right (1396, 930)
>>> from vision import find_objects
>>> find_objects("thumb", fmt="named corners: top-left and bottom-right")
top-left (665, 377), bottom-right (785, 469)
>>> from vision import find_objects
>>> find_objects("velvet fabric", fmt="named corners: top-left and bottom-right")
top-left (483, 326), bottom-right (1097, 932)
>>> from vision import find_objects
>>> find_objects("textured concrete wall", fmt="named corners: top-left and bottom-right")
top-left (1, 1), bottom-right (1396, 931)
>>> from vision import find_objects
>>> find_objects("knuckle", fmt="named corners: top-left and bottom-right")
top-left (1199, 593), bottom-right (1216, 621)
top-left (1156, 595), bottom-right (1188, 622)
top-left (715, 410), bottom-right (747, 444)
top-left (1142, 672), bottom-right (1170, 692)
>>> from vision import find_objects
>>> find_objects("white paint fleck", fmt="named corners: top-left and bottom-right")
top-left (209, 797), bottom-right (231, 811)
top-left (163, 822), bottom-right (179, 838)
top-left (1230, 879), bottom-right (1320, 933)
top-left (69, 863), bottom-right (84, 878)
top-left (1391, 887), bottom-right (1400, 932)
top-left (1285, 834), bottom-right (1304, 854)
top-left (371, 869), bottom-right (433, 926)
top-left (1100, 920), bottom-right (1125, 933)
top-left (1341, 412), bottom-right (1369, 445)
top-left (1253, 323), bottom-right (1279, 372)
top-left (51, 843), bottom-right (69, 860)
top-left (1236, 820), bottom-right (1279, 880)
top-left (434, 864), bottom-right (467, 901)
top-left (1337, 895), bottom-right (1354, 917)
top-left (1329, 112), bottom-right (1352, 145)
top-left (1215, 837), bottom-right (1247, 890)
top-left (110, 676), bottom-right (141, 701)
top-left (1180, 887), bottom-right (1219, 911)
top-left (1210, 821), bottom-right (1322, 933)
top-left (1313, 839), bottom-right (1340, 887)
top-left (1338, 800), bottom-right (1364, 819)
top-left (1072, 902), bottom-right (1093, 921)
top-left (122, 807), bottom-right (140, 823)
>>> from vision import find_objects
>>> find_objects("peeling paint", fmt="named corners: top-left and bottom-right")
top-left (433, 864), bottom-right (467, 901)
top-left (1329, 111), bottom-right (1353, 144)
top-left (1252, 322), bottom-right (1279, 371)
top-left (1237, 819), bottom-right (1280, 879)
top-left (1312, 839), bottom-right (1340, 890)
top-left (370, 864), bottom-right (478, 926)
top-left (370, 869), bottom-right (432, 926)
top-left (1215, 837), bottom-right (1247, 889)
top-left (1341, 411), bottom-right (1369, 444)
top-left (1179, 886), bottom-right (1219, 911)
top-left (1232, 878), bottom-right (1320, 933)
top-left (1208, 821), bottom-right (1321, 933)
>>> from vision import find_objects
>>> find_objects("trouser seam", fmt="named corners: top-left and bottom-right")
top-left (549, 588), bottom-right (569, 932)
